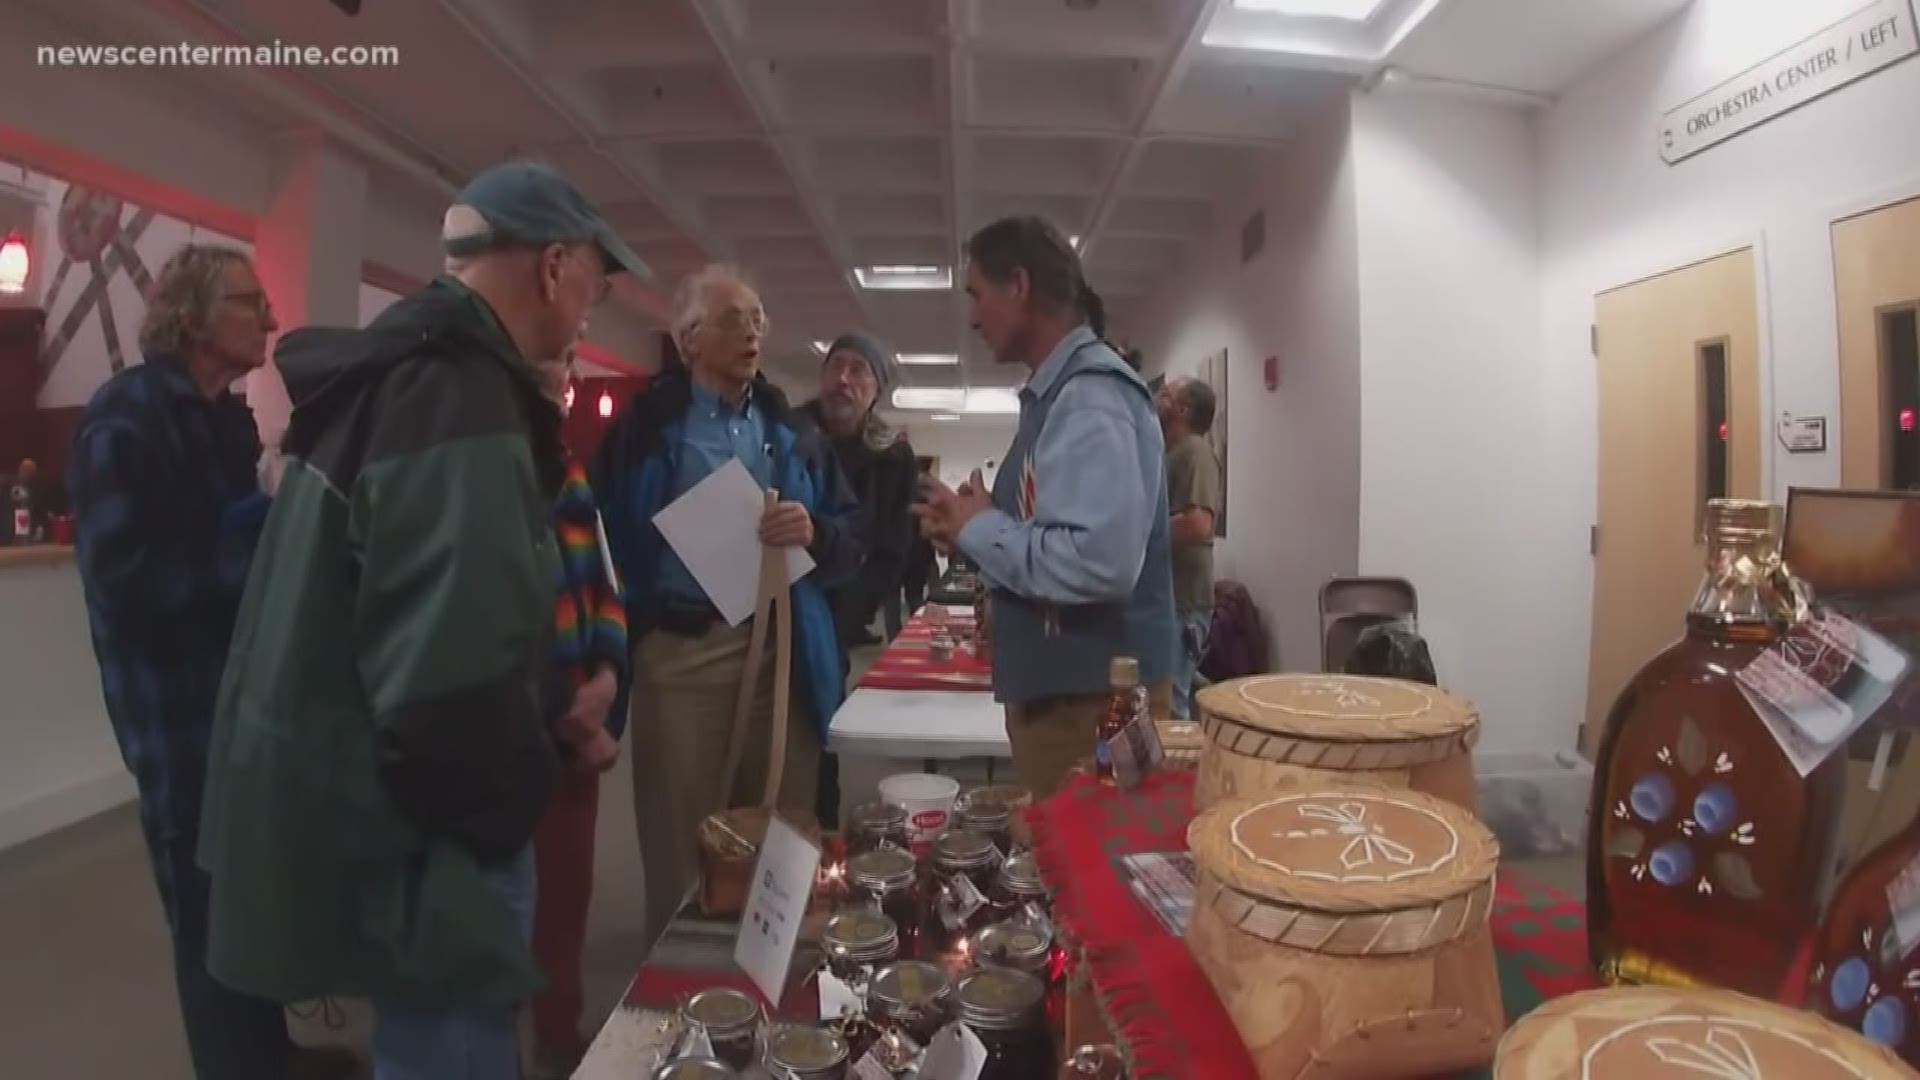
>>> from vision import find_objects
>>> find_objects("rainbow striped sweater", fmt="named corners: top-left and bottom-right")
top-left (553, 456), bottom-right (629, 736)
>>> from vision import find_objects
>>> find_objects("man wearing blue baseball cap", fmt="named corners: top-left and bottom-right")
top-left (198, 161), bottom-right (646, 1080)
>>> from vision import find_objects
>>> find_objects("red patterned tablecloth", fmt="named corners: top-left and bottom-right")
top-left (855, 608), bottom-right (994, 692)
top-left (1028, 770), bottom-right (1598, 1080)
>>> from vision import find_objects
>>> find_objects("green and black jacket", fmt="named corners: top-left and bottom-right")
top-left (198, 277), bottom-right (565, 1007)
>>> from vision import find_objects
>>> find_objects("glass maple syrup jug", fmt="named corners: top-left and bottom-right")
top-left (1586, 498), bottom-right (1845, 998)
top-left (1809, 804), bottom-right (1920, 1066)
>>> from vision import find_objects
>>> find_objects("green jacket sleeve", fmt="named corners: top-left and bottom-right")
top-left (350, 387), bottom-right (559, 863)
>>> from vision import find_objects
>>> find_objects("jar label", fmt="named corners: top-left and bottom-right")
top-left (1737, 610), bottom-right (1911, 776)
top-left (918, 1023), bottom-right (988, 1080)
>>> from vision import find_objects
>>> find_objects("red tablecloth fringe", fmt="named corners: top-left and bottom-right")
top-left (856, 611), bottom-right (993, 692)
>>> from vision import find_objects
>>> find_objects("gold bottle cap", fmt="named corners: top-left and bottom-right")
top-left (1109, 656), bottom-right (1140, 688)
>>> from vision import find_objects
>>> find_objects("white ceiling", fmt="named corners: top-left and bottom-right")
top-left (15, 0), bottom-right (1694, 389)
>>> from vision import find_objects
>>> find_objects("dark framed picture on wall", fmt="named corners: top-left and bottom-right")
top-left (1201, 347), bottom-right (1229, 537)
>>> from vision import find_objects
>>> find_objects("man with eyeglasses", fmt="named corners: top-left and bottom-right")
top-left (196, 162), bottom-right (647, 1080)
top-left (592, 264), bottom-right (862, 954)
top-left (72, 245), bottom-right (365, 1079)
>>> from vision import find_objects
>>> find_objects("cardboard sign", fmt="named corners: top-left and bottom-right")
top-left (734, 814), bottom-right (822, 1007)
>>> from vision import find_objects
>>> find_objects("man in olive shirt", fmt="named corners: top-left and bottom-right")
top-left (1157, 376), bottom-right (1221, 720)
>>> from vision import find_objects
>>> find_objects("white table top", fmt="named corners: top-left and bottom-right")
top-left (827, 686), bottom-right (1010, 759)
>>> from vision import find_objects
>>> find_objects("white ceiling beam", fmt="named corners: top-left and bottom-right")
top-left (435, 0), bottom-right (737, 323)
top-left (681, 0), bottom-right (881, 347)
top-left (1076, 0), bottom-right (1226, 266)
top-left (941, 0), bottom-right (977, 390)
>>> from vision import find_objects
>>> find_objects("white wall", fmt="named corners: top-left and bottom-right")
top-left (1350, 91), bottom-right (1552, 753)
top-left (894, 418), bottom-right (1016, 491)
top-left (1534, 0), bottom-right (1920, 747)
top-left (1134, 98), bottom-right (1364, 672)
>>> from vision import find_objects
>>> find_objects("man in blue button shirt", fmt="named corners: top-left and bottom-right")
top-left (916, 217), bottom-right (1179, 796)
top-left (592, 265), bottom-right (862, 951)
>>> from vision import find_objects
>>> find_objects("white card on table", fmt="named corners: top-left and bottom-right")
top-left (651, 457), bottom-right (815, 626)
top-left (917, 1022), bottom-right (988, 1080)
top-left (733, 814), bottom-right (822, 1008)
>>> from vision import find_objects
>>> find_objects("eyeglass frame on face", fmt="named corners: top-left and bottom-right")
top-left (561, 244), bottom-right (613, 305)
top-left (691, 305), bottom-right (770, 340)
top-left (221, 289), bottom-right (274, 317)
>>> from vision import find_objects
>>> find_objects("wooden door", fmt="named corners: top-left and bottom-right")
top-left (1834, 195), bottom-right (1920, 490)
top-left (1585, 250), bottom-right (1763, 756)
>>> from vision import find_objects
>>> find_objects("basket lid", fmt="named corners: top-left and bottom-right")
top-left (1198, 674), bottom-right (1477, 744)
top-left (1188, 781), bottom-right (1497, 914)
top-left (1493, 986), bottom-right (1912, 1079)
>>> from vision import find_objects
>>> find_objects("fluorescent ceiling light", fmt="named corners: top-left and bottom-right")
top-left (854, 265), bottom-right (953, 291)
top-left (1070, 235), bottom-right (1081, 249)
top-left (1233, 0), bottom-right (1388, 19)
top-left (890, 387), bottom-right (1022, 415)
top-left (898, 353), bottom-right (960, 366)
top-left (810, 340), bottom-right (829, 355)
top-left (930, 413), bottom-right (963, 422)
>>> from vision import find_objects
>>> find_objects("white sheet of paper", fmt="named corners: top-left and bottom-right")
top-left (733, 814), bottom-right (821, 1008)
top-left (652, 458), bottom-right (815, 626)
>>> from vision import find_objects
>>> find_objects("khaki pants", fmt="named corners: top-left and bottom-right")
top-left (630, 619), bottom-right (820, 953)
top-left (1005, 680), bottom-right (1172, 798)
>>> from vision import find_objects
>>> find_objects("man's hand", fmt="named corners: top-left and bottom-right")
top-left (760, 500), bottom-right (815, 548)
top-left (913, 469), bottom-right (994, 554)
top-left (564, 665), bottom-right (618, 737)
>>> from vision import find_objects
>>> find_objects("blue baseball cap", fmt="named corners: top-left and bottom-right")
top-left (443, 161), bottom-right (650, 280)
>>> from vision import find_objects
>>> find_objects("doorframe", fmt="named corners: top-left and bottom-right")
top-left (1590, 231), bottom-right (1779, 504)
top-left (1822, 176), bottom-right (1920, 488)
top-left (1825, 176), bottom-right (1920, 230)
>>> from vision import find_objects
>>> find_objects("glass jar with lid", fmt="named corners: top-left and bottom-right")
top-left (971, 920), bottom-right (1063, 1032)
top-left (865, 960), bottom-right (955, 1052)
top-left (679, 987), bottom-right (761, 1072)
top-left (953, 969), bottom-right (1055, 1080)
top-left (847, 848), bottom-right (920, 956)
top-left (764, 1024), bottom-right (850, 1080)
top-left (822, 911), bottom-right (899, 988)
top-left (955, 792), bottom-right (1014, 858)
top-left (927, 830), bottom-right (1002, 955)
top-left (846, 802), bottom-right (911, 860)
top-left (993, 850), bottom-right (1050, 923)
top-left (652, 1059), bottom-right (738, 1080)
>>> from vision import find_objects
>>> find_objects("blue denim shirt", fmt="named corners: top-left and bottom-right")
top-left (657, 381), bottom-right (772, 603)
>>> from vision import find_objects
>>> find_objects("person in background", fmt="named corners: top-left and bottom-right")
top-left (901, 455), bottom-right (940, 618)
top-left (592, 264), bottom-right (862, 954)
top-left (70, 244), bottom-right (355, 1079)
top-left (915, 216), bottom-right (1178, 797)
top-left (529, 349), bottom-right (627, 1080)
top-left (1156, 376), bottom-right (1222, 720)
top-left (196, 162), bottom-right (646, 1080)
top-left (792, 331), bottom-right (914, 827)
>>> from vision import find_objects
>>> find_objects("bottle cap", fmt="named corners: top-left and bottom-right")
top-left (1702, 498), bottom-right (1783, 547)
top-left (1109, 656), bottom-right (1140, 687)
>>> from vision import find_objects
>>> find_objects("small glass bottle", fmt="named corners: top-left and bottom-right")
top-left (847, 848), bottom-right (920, 957)
top-left (952, 969), bottom-right (1056, 1080)
top-left (866, 960), bottom-right (955, 1054)
top-left (680, 988), bottom-right (761, 1073)
top-left (927, 830), bottom-right (1003, 958)
top-left (764, 1024), bottom-right (849, 1080)
top-left (846, 802), bottom-right (910, 860)
top-left (1095, 657), bottom-right (1146, 786)
top-left (1808, 806), bottom-right (1920, 1066)
top-left (1586, 499), bottom-right (1845, 998)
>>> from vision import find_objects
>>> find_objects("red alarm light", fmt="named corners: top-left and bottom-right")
top-left (1901, 407), bottom-right (1916, 434)
top-left (1718, 421), bottom-right (1728, 442)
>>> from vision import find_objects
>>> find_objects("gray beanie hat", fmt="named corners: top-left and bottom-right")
top-left (824, 331), bottom-right (893, 391)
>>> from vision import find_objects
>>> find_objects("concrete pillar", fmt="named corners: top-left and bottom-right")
top-left (249, 130), bottom-right (366, 451)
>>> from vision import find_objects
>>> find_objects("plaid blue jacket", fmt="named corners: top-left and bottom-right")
top-left (69, 352), bottom-right (267, 841)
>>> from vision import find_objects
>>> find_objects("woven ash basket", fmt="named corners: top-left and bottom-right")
top-left (1493, 985), bottom-right (1917, 1079)
top-left (1194, 674), bottom-right (1481, 813)
top-left (1186, 778), bottom-right (1505, 1079)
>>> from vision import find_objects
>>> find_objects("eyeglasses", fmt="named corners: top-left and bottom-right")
top-left (222, 290), bottom-right (273, 316)
top-left (566, 247), bottom-right (613, 305)
top-left (706, 308), bottom-right (769, 336)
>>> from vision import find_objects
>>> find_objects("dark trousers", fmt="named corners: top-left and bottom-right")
top-left (142, 817), bottom-right (291, 1080)
top-left (531, 770), bottom-right (601, 1049)
top-left (883, 592), bottom-right (904, 639)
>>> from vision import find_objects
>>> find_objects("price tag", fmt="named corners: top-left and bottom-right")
top-left (852, 1052), bottom-right (898, 1080)
top-left (918, 1023), bottom-right (989, 1080)
top-left (1888, 848), bottom-right (1920, 963)
top-left (818, 969), bottom-right (863, 1022)
top-left (941, 873), bottom-right (989, 930)
top-left (734, 814), bottom-right (823, 1007)
top-left (1738, 610), bottom-right (1912, 776)
top-left (1111, 714), bottom-right (1166, 789)
top-left (679, 1023), bottom-right (715, 1060)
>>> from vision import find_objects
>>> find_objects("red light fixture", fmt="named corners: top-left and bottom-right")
top-left (1718, 420), bottom-right (1729, 442)
top-left (0, 232), bottom-right (29, 295)
top-left (563, 383), bottom-right (576, 412)
top-left (597, 390), bottom-right (614, 418)
top-left (1902, 407), bottom-right (1916, 434)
